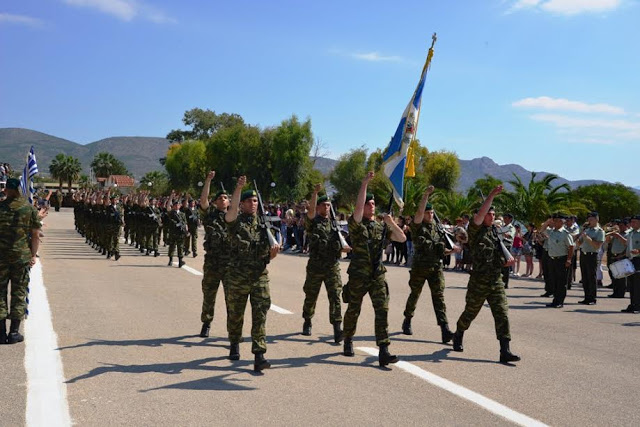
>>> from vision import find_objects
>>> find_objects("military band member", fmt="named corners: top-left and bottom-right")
top-left (605, 219), bottom-right (629, 298)
top-left (198, 171), bottom-right (230, 338)
top-left (498, 213), bottom-right (516, 289)
top-left (225, 176), bottom-right (280, 372)
top-left (574, 212), bottom-right (604, 305)
top-left (301, 183), bottom-right (349, 343)
top-left (622, 215), bottom-right (640, 313)
top-left (538, 213), bottom-right (574, 308)
top-left (401, 185), bottom-right (458, 344)
top-left (565, 215), bottom-right (580, 287)
top-left (452, 185), bottom-right (520, 364)
top-left (342, 171), bottom-right (406, 367)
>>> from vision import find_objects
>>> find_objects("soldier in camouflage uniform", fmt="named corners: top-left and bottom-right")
top-left (225, 175), bottom-right (280, 372)
top-left (166, 198), bottom-right (188, 267)
top-left (183, 198), bottom-right (200, 258)
top-left (342, 171), bottom-right (406, 367)
top-left (452, 185), bottom-right (521, 364)
top-left (143, 197), bottom-right (162, 257)
top-left (0, 178), bottom-right (41, 344)
top-left (105, 195), bottom-right (123, 260)
top-left (301, 183), bottom-right (349, 343)
top-left (197, 171), bottom-right (230, 338)
top-left (401, 185), bottom-right (459, 344)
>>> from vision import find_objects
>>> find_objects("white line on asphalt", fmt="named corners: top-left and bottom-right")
top-left (25, 260), bottom-right (72, 427)
top-left (171, 262), bottom-right (294, 315)
top-left (356, 347), bottom-right (548, 427)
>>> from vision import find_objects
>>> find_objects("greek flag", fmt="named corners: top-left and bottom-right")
top-left (381, 35), bottom-right (436, 208)
top-left (20, 146), bottom-right (39, 204)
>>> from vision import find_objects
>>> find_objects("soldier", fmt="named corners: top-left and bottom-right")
top-left (301, 183), bottom-right (349, 343)
top-left (498, 213), bottom-right (515, 289)
top-left (197, 171), bottom-right (230, 338)
top-left (166, 197), bottom-right (188, 267)
top-left (183, 198), bottom-right (200, 258)
top-left (0, 178), bottom-right (41, 344)
top-left (144, 197), bottom-right (162, 257)
top-left (224, 176), bottom-right (280, 372)
top-left (452, 185), bottom-right (520, 364)
top-left (606, 219), bottom-right (629, 298)
top-left (342, 171), bottom-right (406, 367)
top-left (574, 212), bottom-right (605, 305)
top-left (54, 189), bottom-right (63, 212)
top-left (105, 194), bottom-right (123, 260)
top-left (565, 215), bottom-right (580, 288)
top-left (538, 213), bottom-right (575, 308)
top-left (401, 185), bottom-right (459, 344)
top-left (622, 215), bottom-right (640, 313)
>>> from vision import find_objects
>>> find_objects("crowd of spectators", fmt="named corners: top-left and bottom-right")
top-left (0, 162), bottom-right (12, 183)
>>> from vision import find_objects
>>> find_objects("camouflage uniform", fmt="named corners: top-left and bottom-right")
top-left (167, 209), bottom-right (188, 259)
top-left (302, 215), bottom-right (343, 324)
top-left (226, 213), bottom-right (272, 354)
top-left (456, 222), bottom-right (511, 340)
top-left (105, 203), bottom-right (123, 255)
top-left (183, 206), bottom-right (199, 255)
top-left (200, 207), bottom-right (229, 324)
top-left (343, 216), bottom-right (391, 346)
top-left (143, 205), bottom-right (162, 253)
top-left (0, 195), bottom-right (41, 321)
top-left (403, 221), bottom-right (448, 325)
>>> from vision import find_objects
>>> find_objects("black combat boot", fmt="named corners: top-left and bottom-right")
top-left (7, 319), bottom-right (24, 344)
top-left (333, 322), bottom-right (343, 344)
top-left (146, 249), bottom-right (151, 256)
top-left (167, 257), bottom-right (173, 266)
top-left (229, 343), bottom-right (240, 361)
top-left (378, 344), bottom-right (399, 367)
top-left (343, 337), bottom-right (354, 356)
top-left (178, 258), bottom-right (185, 268)
top-left (452, 330), bottom-right (464, 352)
top-left (302, 319), bottom-right (312, 336)
top-left (102, 248), bottom-right (107, 255)
top-left (106, 252), bottom-right (112, 259)
top-left (154, 251), bottom-right (159, 257)
top-left (402, 317), bottom-right (413, 335)
top-left (0, 320), bottom-right (7, 344)
top-left (193, 252), bottom-right (197, 258)
top-left (254, 353), bottom-right (271, 372)
top-left (440, 323), bottom-right (454, 344)
top-left (499, 338), bottom-right (521, 363)
top-left (114, 252), bottom-right (121, 261)
top-left (199, 322), bottom-right (210, 338)
top-left (139, 247), bottom-right (145, 253)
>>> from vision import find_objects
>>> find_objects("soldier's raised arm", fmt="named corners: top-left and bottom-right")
top-left (353, 171), bottom-right (374, 223)
top-left (225, 175), bottom-right (246, 223)
top-left (307, 183), bottom-right (322, 220)
top-left (473, 185), bottom-right (502, 226)
top-left (200, 170), bottom-right (215, 211)
top-left (414, 185), bottom-right (435, 224)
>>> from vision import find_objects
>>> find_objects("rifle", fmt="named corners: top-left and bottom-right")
top-left (433, 211), bottom-right (456, 250)
top-left (329, 202), bottom-right (350, 250)
top-left (371, 193), bottom-right (394, 277)
top-left (253, 180), bottom-right (278, 248)
top-left (479, 190), bottom-right (514, 264)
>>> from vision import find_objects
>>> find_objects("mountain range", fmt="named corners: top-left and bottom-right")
top-left (1, 128), bottom-right (636, 194)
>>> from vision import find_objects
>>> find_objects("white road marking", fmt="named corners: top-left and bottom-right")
top-left (25, 260), bottom-right (72, 427)
top-left (357, 347), bottom-right (548, 427)
top-left (171, 262), bottom-right (294, 315)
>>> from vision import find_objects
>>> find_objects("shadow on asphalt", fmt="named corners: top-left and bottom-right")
top-left (571, 309), bottom-right (630, 315)
top-left (622, 322), bottom-right (640, 327)
top-left (58, 335), bottom-right (227, 351)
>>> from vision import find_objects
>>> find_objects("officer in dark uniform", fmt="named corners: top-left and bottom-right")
top-left (575, 212), bottom-right (605, 305)
top-left (538, 213), bottom-right (574, 308)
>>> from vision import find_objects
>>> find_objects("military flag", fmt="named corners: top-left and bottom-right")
top-left (381, 34), bottom-right (436, 208)
top-left (20, 146), bottom-right (39, 204)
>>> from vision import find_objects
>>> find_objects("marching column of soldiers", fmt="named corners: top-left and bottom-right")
top-left (60, 171), bottom-right (640, 370)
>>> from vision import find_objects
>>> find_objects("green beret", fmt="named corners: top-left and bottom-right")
top-left (241, 190), bottom-right (257, 201)
top-left (213, 190), bottom-right (228, 201)
top-left (425, 203), bottom-right (433, 211)
top-left (5, 178), bottom-right (20, 190)
top-left (317, 195), bottom-right (329, 204)
top-left (365, 192), bottom-right (375, 203)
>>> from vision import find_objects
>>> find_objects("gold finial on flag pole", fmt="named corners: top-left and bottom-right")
top-left (431, 32), bottom-right (437, 49)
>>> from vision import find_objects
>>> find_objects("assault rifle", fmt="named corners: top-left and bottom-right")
top-left (253, 180), bottom-right (278, 248)
top-left (433, 211), bottom-right (455, 250)
top-left (479, 190), bottom-right (514, 264)
top-left (329, 202), bottom-right (350, 250)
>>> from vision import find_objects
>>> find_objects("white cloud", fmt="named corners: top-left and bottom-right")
top-left (508, 0), bottom-right (622, 15)
top-left (0, 13), bottom-right (44, 27)
top-left (62, 0), bottom-right (175, 23)
top-left (513, 96), bottom-right (625, 114)
top-left (529, 113), bottom-right (640, 143)
top-left (351, 52), bottom-right (404, 62)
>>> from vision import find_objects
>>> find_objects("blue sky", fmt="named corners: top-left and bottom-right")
top-left (1, 0), bottom-right (639, 187)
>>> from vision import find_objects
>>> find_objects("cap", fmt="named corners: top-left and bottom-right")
top-left (587, 211), bottom-right (599, 218)
top-left (5, 178), bottom-right (20, 190)
top-left (317, 195), bottom-right (329, 204)
top-left (213, 190), bottom-right (228, 201)
top-left (552, 212), bottom-right (567, 219)
top-left (241, 190), bottom-right (257, 201)
top-left (425, 202), bottom-right (434, 211)
top-left (503, 213), bottom-right (513, 219)
top-left (365, 193), bottom-right (375, 203)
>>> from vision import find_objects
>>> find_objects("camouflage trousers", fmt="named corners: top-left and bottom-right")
top-left (226, 270), bottom-right (271, 354)
top-left (403, 265), bottom-right (448, 326)
top-left (343, 275), bottom-right (390, 346)
top-left (302, 260), bottom-right (343, 324)
top-left (168, 235), bottom-right (185, 258)
top-left (143, 227), bottom-right (160, 251)
top-left (184, 230), bottom-right (198, 254)
top-left (106, 226), bottom-right (120, 253)
top-left (456, 274), bottom-right (511, 340)
top-left (201, 257), bottom-right (227, 324)
top-left (0, 262), bottom-right (30, 320)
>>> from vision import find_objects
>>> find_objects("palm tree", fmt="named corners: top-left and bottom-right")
top-left (49, 154), bottom-right (67, 190)
top-left (90, 152), bottom-right (129, 178)
top-left (49, 154), bottom-right (83, 193)
top-left (64, 157), bottom-right (82, 193)
top-left (433, 191), bottom-right (480, 222)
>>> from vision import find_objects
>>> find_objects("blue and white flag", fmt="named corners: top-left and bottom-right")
top-left (381, 35), bottom-right (436, 208)
top-left (20, 146), bottom-right (39, 204)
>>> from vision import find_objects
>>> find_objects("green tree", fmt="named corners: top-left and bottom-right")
top-left (49, 153), bottom-right (67, 190)
top-left (329, 147), bottom-right (368, 207)
top-left (571, 183), bottom-right (640, 223)
top-left (422, 150), bottom-right (460, 191)
top-left (164, 140), bottom-right (208, 192)
top-left (49, 154), bottom-right (82, 192)
top-left (90, 152), bottom-right (129, 178)
top-left (432, 191), bottom-right (480, 222)
top-left (467, 174), bottom-right (504, 200)
top-left (166, 108), bottom-right (245, 142)
top-left (78, 174), bottom-right (92, 189)
top-left (139, 171), bottom-right (169, 196)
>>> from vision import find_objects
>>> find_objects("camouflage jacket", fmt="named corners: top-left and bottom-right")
top-left (468, 222), bottom-right (505, 280)
top-left (200, 207), bottom-right (230, 264)
top-left (0, 195), bottom-right (41, 264)
top-left (347, 216), bottom-right (389, 279)
top-left (226, 212), bottom-right (271, 273)
top-left (411, 221), bottom-right (445, 268)
top-left (183, 207), bottom-right (200, 231)
top-left (305, 215), bottom-right (341, 264)
top-left (167, 210), bottom-right (188, 237)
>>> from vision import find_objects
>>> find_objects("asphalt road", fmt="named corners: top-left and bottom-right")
top-left (2, 209), bottom-right (639, 426)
